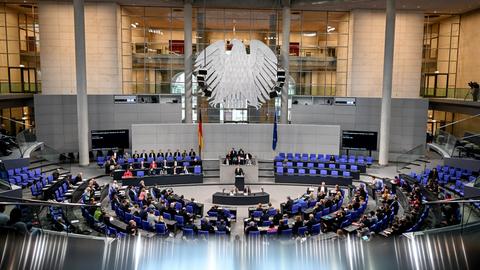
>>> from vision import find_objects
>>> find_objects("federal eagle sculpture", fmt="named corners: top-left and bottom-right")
top-left (194, 39), bottom-right (281, 109)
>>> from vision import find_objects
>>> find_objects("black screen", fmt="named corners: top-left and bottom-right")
top-left (91, 129), bottom-right (129, 150)
top-left (342, 130), bottom-right (378, 151)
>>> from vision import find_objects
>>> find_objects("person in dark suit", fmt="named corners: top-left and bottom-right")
top-left (200, 218), bottom-right (215, 233)
top-left (244, 221), bottom-right (259, 236)
top-left (181, 150), bottom-right (188, 158)
top-left (277, 219), bottom-right (289, 234)
top-left (234, 166), bottom-right (244, 177)
top-left (166, 149), bottom-right (173, 157)
top-left (189, 149), bottom-right (196, 157)
top-left (291, 215), bottom-right (303, 235)
top-left (173, 149), bottom-right (181, 158)
top-left (304, 214), bottom-right (318, 231)
top-left (272, 210), bottom-right (283, 225)
top-left (148, 150), bottom-right (156, 158)
top-left (318, 182), bottom-right (328, 195)
top-left (132, 151), bottom-right (140, 159)
top-left (284, 196), bottom-right (294, 212)
top-left (126, 220), bottom-right (138, 236)
top-left (140, 150), bottom-right (148, 159)
top-left (157, 150), bottom-right (164, 158)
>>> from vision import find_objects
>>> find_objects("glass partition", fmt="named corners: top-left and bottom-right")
top-left (396, 144), bottom-right (427, 172)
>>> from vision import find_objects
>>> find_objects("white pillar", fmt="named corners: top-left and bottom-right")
top-left (184, 1), bottom-right (193, 123)
top-left (379, 0), bottom-right (396, 165)
top-left (73, 0), bottom-right (89, 166)
top-left (280, 4), bottom-right (290, 124)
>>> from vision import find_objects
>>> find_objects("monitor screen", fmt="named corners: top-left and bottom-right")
top-left (341, 130), bottom-right (378, 151)
top-left (91, 129), bottom-right (129, 150)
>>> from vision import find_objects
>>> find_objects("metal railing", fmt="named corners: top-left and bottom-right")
top-left (396, 144), bottom-right (426, 172)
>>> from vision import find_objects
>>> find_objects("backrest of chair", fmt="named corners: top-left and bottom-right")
top-left (351, 165), bottom-right (358, 171)
top-left (298, 169), bottom-right (305, 175)
top-left (318, 163), bottom-right (325, 168)
top-left (328, 163), bottom-right (335, 169)
top-left (309, 169), bottom-right (317, 175)
top-left (276, 167), bottom-right (284, 174)
top-left (287, 168), bottom-right (294, 174)
top-left (343, 171), bottom-right (351, 177)
top-left (320, 170), bottom-right (327, 175)
top-left (331, 170), bottom-right (338, 176)
top-left (137, 171), bottom-right (144, 177)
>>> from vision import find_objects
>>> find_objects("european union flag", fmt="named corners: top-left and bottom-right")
top-left (272, 110), bottom-right (278, 150)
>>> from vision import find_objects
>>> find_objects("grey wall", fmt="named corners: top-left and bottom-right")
top-left (291, 98), bottom-right (428, 159)
top-left (34, 95), bottom-right (182, 152)
top-left (132, 123), bottom-right (341, 160)
top-left (444, 157), bottom-right (480, 172)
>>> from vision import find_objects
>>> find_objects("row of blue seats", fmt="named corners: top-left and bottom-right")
top-left (276, 162), bottom-right (360, 170)
top-left (30, 175), bottom-right (55, 197)
top-left (276, 167), bottom-right (353, 177)
top-left (97, 155), bottom-right (202, 167)
top-left (8, 167), bottom-right (44, 188)
top-left (276, 153), bottom-right (373, 163)
top-left (81, 207), bottom-right (128, 238)
top-left (405, 206), bottom-right (430, 233)
top-left (131, 166), bottom-right (203, 177)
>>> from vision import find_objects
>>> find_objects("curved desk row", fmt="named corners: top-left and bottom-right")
top-left (119, 174), bottom-right (203, 186)
top-left (274, 175), bottom-right (353, 186)
top-left (212, 192), bottom-right (270, 205)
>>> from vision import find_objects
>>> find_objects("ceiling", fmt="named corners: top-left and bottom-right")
top-left (4, 0), bottom-right (480, 14)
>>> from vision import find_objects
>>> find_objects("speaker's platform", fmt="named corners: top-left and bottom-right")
top-left (212, 191), bottom-right (269, 205)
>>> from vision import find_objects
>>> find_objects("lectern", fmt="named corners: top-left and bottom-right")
top-left (235, 175), bottom-right (245, 190)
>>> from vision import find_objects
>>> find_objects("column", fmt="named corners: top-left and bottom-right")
top-left (280, 3), bottom-right (291, 124)
top-left (73, 0), bottom-right (89, 166)
top-left (184, 0), bottom-right (193, 123)
top-left (379, 0), bottom-right (396, 165)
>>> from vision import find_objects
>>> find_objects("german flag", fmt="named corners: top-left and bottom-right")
top-left (198, 110), bottom-right (204, 157)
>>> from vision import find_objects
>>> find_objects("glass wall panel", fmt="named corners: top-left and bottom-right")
top-left (0, 3), bottom-right (40, 93)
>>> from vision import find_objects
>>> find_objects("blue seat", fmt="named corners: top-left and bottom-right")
top-left (339, 164), bottom-right (347, 170)
top-left (142, 220), bottom-right (151, 231)
top-left (215, 231), bottom-right (227, 237)
top-left (328, 164), bottom-right (336, 169)
top-left (163, 213), bottom-right (172, 220)
top-left (307, 162), bottom-right (314, 168)
top-left (279, 152), bottom-right (286, 158)
top-left (186, 205), bottom-right (194, 214)
top-left (107, 227), bottom-right (118, 237)
top-left (183, 228), bottom-right (194, 238)
top-left (194, 166), bottom-right (202, 174)
top-left (286, 162), bottom-right (293, 167)
top-left (133, 216), bottom-right (141, 226)
top-left (155, 223), bottom-right (168, 235)
top-left (297, 162), bottom-right (304, 168)
top-left (309, 169), bottom-right (317, 175)
top-left (248, 230), bottom-right (261, 237)
top-left (351, 165), bottom-right (358, 171)
top-left (136, 171), bottom-right (145, 177)
top-left (331, 170), bottom-right (339, 176)
top-left (287, 168), bottom-right (294, 175)
top-left (262, 220), bottom-right (272, 227)
top-left (267, 209), bottom-right (277, 216)
top-left (318, 163), bottom-right (325, 169)
top-left (175, 215), bottom-right (185, 227)
top-left (198, 230), bottom-right (209, 238)
top-left (291, 204), bottom-right (300, 214)
top-left (281, 229), bottom-right (292, 237)
top-left (366, 157), bottom-right (373, 165)
top-left (343, 171), bottom-right (351, 177)
top-left (276, 167), bottom-right (284, 175)
top-left (298, 226), bottom-right (308, 236)
top-left (317, 154), bottom-right (324, 161)
top-left (320, 170), bottom-right (327, 175)
top-left (309, 154), bottom-right (316, 160)
top-left (275, 161), bottom-right (282, 167)
top-left (253, 211), bottom-right (263, 218)
top-left (298, 169), bottom-right (305, 175)
top-left (311, 223), bottom-right (321, 235)
top-left (321, 208), bottom-right (329, 216)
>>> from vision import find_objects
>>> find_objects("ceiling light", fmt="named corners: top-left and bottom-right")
top-left (312, 1), bottom-right (328, 5)
top-left (327, 26), bottom-right (336, 33)
top-left (130, 23), bottom-right (137, 28)
top-left (303, 32), bottom-right (316, 37)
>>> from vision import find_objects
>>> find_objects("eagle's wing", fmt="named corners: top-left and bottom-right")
top-left (248, 40), bottom-right (278, 106)
top-left (194, 40), bottom-right (227, 95)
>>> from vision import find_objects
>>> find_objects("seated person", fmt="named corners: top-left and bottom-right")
top-left (148, 150), bottom-right (156, 158)
top-left (157, 150), bottom-right (164, 158)
top-left (126, 220), bottom-right (138, 236)
top-left (181, 150), bottom-right (188, 158)
top-left (291, 215), bottom-right (303, 235)
top-left (304, 214), bottom-right (319, 231)
top-left (122, 169), bottom-right (133, 178)
top-left (244, 221), bottom-right (259, 235)
top-left (277, 219), bottom-right (289, 234)
top-left (266, 223), bottom-right (277, 233)
top-left (150, 160), bottom-right (157, 169)
top-left (216, 220), bottom-right (230, 234)
top-left (200, 218), bottom-right (215, 233)
top-left (188, 148), bottom-right (196, 157)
